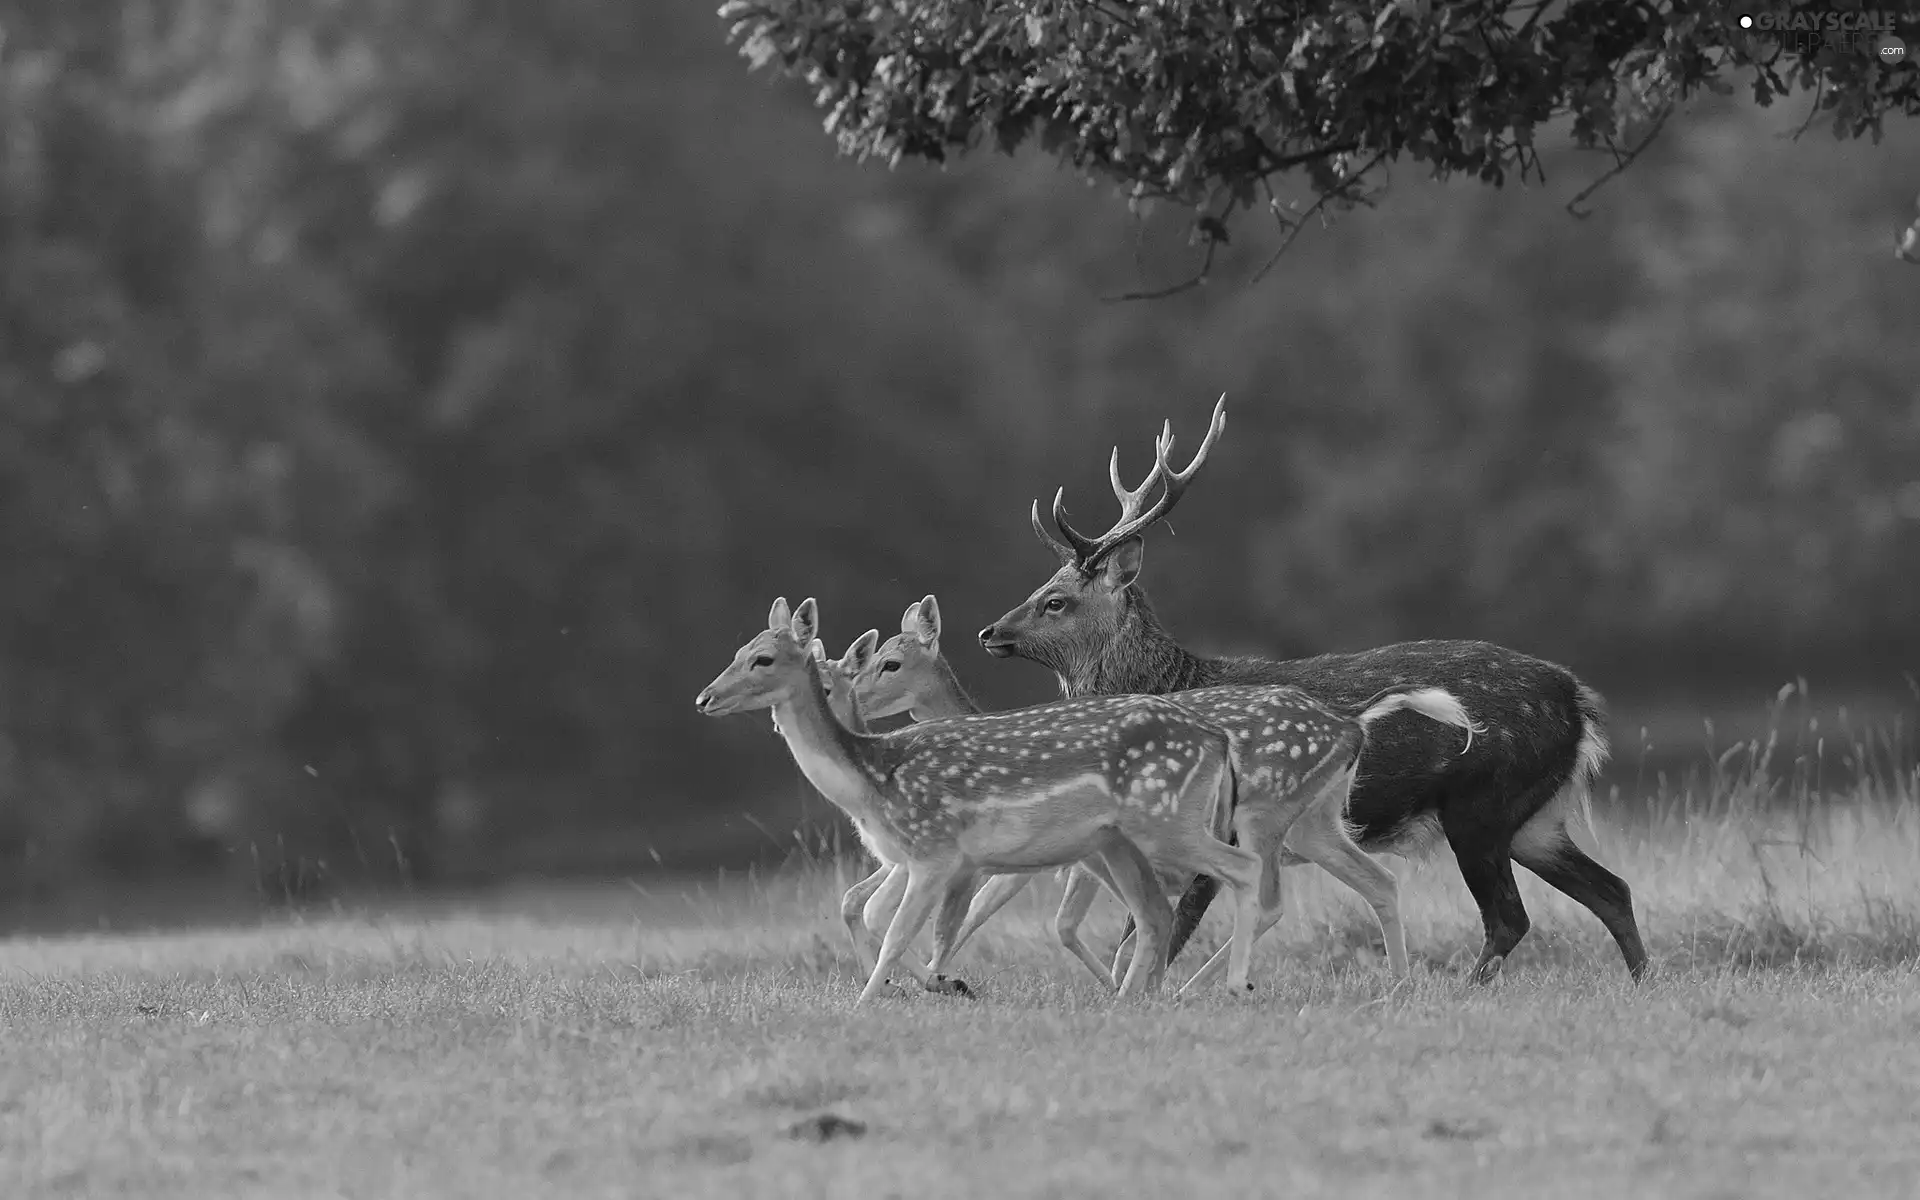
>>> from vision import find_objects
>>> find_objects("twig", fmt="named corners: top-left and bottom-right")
top-left (1261, 140), bottom-right (1361, 172)
top-left (1566, 106), bottom-right (1670, 218)
top-left (1790, 76), bottom-right (1825, 140)
top-left (1249, 150), bottom-right (1386, 285)
top-left (1519, 141), bottom-right (1547, 186)
top-left (1103, 236), bottom-right (1218, 302)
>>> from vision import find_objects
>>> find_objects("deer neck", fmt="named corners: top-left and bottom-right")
top-left (910, 654), bottom-right (979, 720)
top-left (826, 677), bottom-right (869, 734)
top-left (1057, 587), bottom-right (1204, 699)
top-left (769, 662), bottom-right (885, 822)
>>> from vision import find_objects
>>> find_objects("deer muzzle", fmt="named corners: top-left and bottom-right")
top-left (977, 624), bottom-right (1017, 657)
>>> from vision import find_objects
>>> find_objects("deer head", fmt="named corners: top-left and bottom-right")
top-left (855, 595), bottom-right (949, 720)
top-left (820, 629), bottom-right (879, 730)
top-left (977, 395), bottom-right (1227, 677)
top-left (694, 596), bottom-right (821, 717)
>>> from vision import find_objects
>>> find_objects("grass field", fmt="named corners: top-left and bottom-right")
top-left (6, 708), bottom-right (1920, 1198)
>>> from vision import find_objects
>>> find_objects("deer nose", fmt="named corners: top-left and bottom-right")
top-left (694, 688), bottom-right (715, 712)
top-left (976, 624), bottom-right (997, 645)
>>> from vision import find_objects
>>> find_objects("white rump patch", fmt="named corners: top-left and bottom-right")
top-left (1512, 699), bottom-right (1610, 863)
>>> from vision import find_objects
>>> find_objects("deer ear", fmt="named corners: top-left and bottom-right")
top-left (899, 601), bottom-right (923, 636)
top-left (790, 597), bottom-right (820, 645)
top-left (768, 597), bottom-right (792, 630)
top-left (809, 638), bottom-right (828, 663)
top-left (847, 628), bottom-right (879, 673)
top-left (913, 594), bottom-right (941, 645)
top-left (1096, 538), bottom-right (1144, 591)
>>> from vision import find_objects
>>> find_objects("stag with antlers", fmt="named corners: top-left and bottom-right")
top-left (976, 396), bottom-right (1646, 983)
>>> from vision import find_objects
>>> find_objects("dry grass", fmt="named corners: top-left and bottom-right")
top-left (5, 692), bottom-right (1920, 1199)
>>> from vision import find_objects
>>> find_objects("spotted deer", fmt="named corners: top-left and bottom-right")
top-left (813, 637), bottom-right (1001, 996)
top-left (977, 395), bottom-right (1647, 983)
top-left (806, 639), bottom-right (926, 987)
top-left (695, 597), bottom-right (1267, 1002)
top-left (833, 620), bottom-right (1191, 992)
top-left (854, 595), bottom-right (1479, 987)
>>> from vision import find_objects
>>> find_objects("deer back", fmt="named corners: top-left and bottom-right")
top-left (862, 694), bottom-right (1232, 862)
top-left (1166, 684), bottom-right (1364, 795)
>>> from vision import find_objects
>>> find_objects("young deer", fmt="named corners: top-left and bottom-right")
top-left (855, 595), bottom-right (1479, 985)
top-left (812, 637), bottom-right (991, 996)
top-left (977, 395), bottom-right (1647, 984)
top-left (835, 618), bottom-right (1181, 992)
top-left (806, 639), bottom-right (926, 988)
top-left (695, 597), bottom-right (1267, 1002)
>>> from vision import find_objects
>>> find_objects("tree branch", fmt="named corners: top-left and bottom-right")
top-left (1250, 150), bottom-right (1387, 284)
top-left (1101, 237), bottom-right (1217, 302)
top-left (1566, 107), bottom-right (1670, 219)
top-left (1261, 140), bottom-right (1361, 172)
top-left (1790, 76), bottom-right (1825, 141)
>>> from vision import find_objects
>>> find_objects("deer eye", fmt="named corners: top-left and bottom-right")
top-left (880, 661), bottom-right (901, 673)
top-left (1043, 596), bottom-right (1068, 613)
top-left (751, 655), bottom-right (775, 668)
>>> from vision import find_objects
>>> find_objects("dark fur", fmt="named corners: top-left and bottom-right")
top-left (982, 586), bottom-right (1647, 981)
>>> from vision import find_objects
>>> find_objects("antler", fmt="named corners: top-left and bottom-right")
top-left (1032, 499), bottom-right (1076, 562)
top-left (1042, 393), bottom-right (1229, 570)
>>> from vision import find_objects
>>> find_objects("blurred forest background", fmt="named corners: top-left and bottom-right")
top-left (2, 0), bottom-right (1918, 925)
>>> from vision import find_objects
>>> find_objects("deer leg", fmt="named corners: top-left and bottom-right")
top-left (1180, 828), bottom-right (1288, 994)
top-left (1179, 815), bottom-right (1289, 994)
top-left (1179, 900), bottom-right (1285, 994)
top-left (1093, 834), bottom-right (1172, 997)
top-left (1285, 810), bottom-right (1407, 976)
top-left (931, 870), bottom-right (1034, 973)
top-left (1053, 861), bottom-right (1122, 991)
top-left (860, 865), bottom-right (929, 987)
top-left (861, 865), bottom-right (947, 1005)
top-left (1166, 872), bottom-right (1223, 964)
top-left (1151, 737), bottom-right (1255, 971)
top-left (923, 871), bottom-right (982, 997)
top-left (1109, 921), bottom-right (1136, 983)
top-left (840, 864), bottom-right (893, 971)
top-left (1178, 840), bottom-right (1265, 996)
top-left (1511, 807), bottom-right (1647, 981)
top-left (1443, 816), bottom-right (1530, 984)
top-left (862, 862), bottom-right (905, 932)
top-left (1275, 766), bottom-right (1407, 976)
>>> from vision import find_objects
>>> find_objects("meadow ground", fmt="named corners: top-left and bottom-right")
top-left (6, 723), bottom-right (1920, 1199)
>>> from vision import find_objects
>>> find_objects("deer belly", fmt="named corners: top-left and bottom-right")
top-left (1114, 821), bottom-right (1221, 885)
top-left (955, 778), bottom-right (1115, 870)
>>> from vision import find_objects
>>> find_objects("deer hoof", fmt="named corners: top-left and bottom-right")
top-left (925, 973), bottom-right (975, 998)
top-left (1468, 955), bottom-right (1506, 985)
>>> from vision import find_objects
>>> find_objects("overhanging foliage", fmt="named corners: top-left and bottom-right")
top-left (720, 0), bottom-right (1920, 284)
